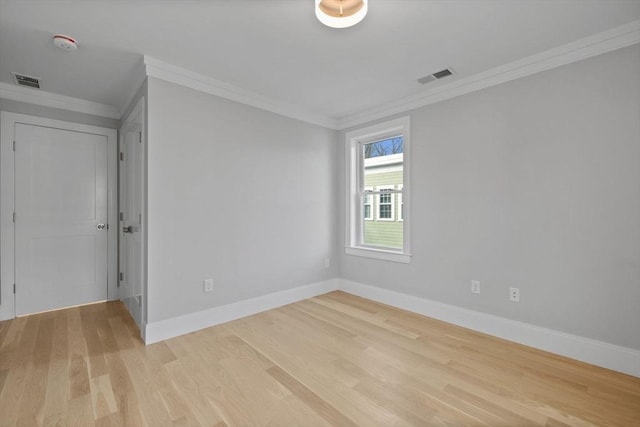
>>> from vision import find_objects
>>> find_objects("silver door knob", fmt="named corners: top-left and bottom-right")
top-left (97, 223), bottom-right (106, 230)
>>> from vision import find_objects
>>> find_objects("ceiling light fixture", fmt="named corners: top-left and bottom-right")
top-left (315, 0), bottom-right (368, 29)
top-left (52, 34), bottom-right (78, 51)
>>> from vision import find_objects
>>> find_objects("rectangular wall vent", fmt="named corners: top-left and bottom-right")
top-left (12, 73), bottom-right (41, 89)
top-left (417, 68), bottom-right (455, 85)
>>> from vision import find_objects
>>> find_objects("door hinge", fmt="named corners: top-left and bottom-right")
top-left (13, 140), bottom-right (16, 151)
top-left (139, 213), bottom-right (141, 225)
top-left (106, 224), bottom-right (109, 230)
top-left (12, 212), bottom-right (15, 223)
top-left (13, 283), bottom-right (16, 294)
top-left (119, 212), bottom-right (124, 221)
top-left (138, 132), bottom-right (142, 143)
top-left (119, 152), bottom-right (124, 161)
top-left (119, 272), bottom-right (123, 281)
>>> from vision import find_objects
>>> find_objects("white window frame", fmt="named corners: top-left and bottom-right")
top-left (376, 185), bottom-right (395, 221)
top-left (363, 187), bottom-right (373, 221)
top-left (345, 116), bottom-right (411, 264)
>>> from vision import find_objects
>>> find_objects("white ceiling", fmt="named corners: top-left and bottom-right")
top-left (1, 0), bottom-right (639, 123)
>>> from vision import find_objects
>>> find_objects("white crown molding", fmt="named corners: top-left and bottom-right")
top-left (0, 82), bottom-right (120, 119)
top-left (144, 279), bottom-right (339, 344)
top-left (337, 20), bottom-right (640, 130)
top-left (2, 20), bottom-right (636, 128)
top-left (338, 279), bottom-right (640, 378)
top-left (143, 56), bottom-right (338, 130)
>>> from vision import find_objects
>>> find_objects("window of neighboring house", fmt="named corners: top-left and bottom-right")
top-left (345, 116), bottom-right (411, 263)
top-left (377, 185), bottom-right (395, 221)
top-left (398, 184), bottom-right (403, 221)
top-left (363, 187), bottom-right (373, 220)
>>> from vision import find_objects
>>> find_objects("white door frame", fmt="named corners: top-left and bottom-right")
top-left (118, 96), bottom-right (146, 337)
top-left (0, 112), bottom-right (118, 320)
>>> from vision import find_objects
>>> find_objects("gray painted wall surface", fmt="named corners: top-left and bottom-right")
top-left (338, 45), bottom-right (640, 350)
top-left (146, 77), bottom-right (338, 323)
top-left (0, 98), bottom-right (119, 129)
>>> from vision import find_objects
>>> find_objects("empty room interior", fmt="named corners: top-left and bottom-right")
top-left (0, 0), bottom-right (639, 425)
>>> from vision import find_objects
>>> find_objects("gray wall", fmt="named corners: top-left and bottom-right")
top-left (0, 98), bottom-right (119, 129)
top-left (338, 45), bottom-right (640, 350)
top-left (146, 77), bottom-right (338, 323)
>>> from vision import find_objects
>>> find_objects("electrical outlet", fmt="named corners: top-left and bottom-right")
top-left (324, 258), bottom-right (331, 269)
top-left (509, 287), bottom-right (520, 302)
top-left (471, 280), bottom-right (480, 294)
top-left (203, 278), bottom-right (214, 293)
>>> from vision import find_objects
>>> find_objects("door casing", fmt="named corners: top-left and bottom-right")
top-left (118, 97), bottom-right (146, 336)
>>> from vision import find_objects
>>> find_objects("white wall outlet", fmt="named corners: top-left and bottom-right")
top-left (509, 287), bottom-right (520, 302)
top-left (203, 278), bottom-right (214, 293)
top-left (324, 258), bottom-right (331, 269)
top-left (471, 280), bottom-right (480, 294)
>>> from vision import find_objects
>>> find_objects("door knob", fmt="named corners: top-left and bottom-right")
top-left (123, 226), bottom-right (133, 233)
top-left (97, 223), bottom-right (106, 230)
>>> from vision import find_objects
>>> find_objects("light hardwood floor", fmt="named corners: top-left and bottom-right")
top-left (0, 291), bottom-right (638, 426)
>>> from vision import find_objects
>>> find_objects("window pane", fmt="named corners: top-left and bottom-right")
top-left (363, 215), bottom-right (403, 249)
top-left (361, 136), bottom-right (403, 249)
top-left (363, 136), bottom-right (403, 159)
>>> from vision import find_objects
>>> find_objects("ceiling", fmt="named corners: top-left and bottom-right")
top-left (1, 0), bottom-right (639, 124)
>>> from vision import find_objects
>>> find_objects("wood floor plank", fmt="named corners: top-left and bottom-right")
top-left (266, 365), bottom-right (358, 427)
top-left (90, 374), bottom-right (118, 420)
top-left (0, 292), bottom-right (638, 426)
top-left (42, 312), bottom-right (70, 422)
top-left (0, 315), bottom-right (39, 427)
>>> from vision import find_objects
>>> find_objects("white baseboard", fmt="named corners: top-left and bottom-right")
top-left (144, 279), bottom-right (339, 344)
top-left (142, 276), bottom-right (639, 377)
top-left (338, 279), bottom-right (640, 378)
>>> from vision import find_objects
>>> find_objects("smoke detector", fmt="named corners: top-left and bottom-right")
top-left (52, 34), bottom-right (78, 51)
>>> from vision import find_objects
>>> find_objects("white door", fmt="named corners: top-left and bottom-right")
top-left (119, 124), bottom-right (144, 329)
top-left (15, 123), bottom-right (108, 315)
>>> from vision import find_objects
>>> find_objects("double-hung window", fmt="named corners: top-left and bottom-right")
top-left (345, 116), bottom-right (411, 263)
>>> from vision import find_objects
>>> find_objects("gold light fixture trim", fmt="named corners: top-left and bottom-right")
top-left (315, 0), bottom-right (368, 28)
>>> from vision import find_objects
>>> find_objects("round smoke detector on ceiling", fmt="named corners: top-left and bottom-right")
top-left (52, 34), bottom-right (78, 51)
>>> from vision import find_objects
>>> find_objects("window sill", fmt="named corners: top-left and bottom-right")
top-left (345, 246), bottom-right (411, 264)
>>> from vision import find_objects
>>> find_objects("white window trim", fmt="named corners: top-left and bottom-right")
top-left (376, 185), bottom-right (395, 221)
top-left (345, 116), bottom-right (411, 264)
top-left (363, 187), bottom-right (373, 221)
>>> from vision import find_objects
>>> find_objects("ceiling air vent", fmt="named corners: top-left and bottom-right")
top-left (13, 73), bottom-right (41, 89)
top-left (417, 68), bottom-right (455, 85)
